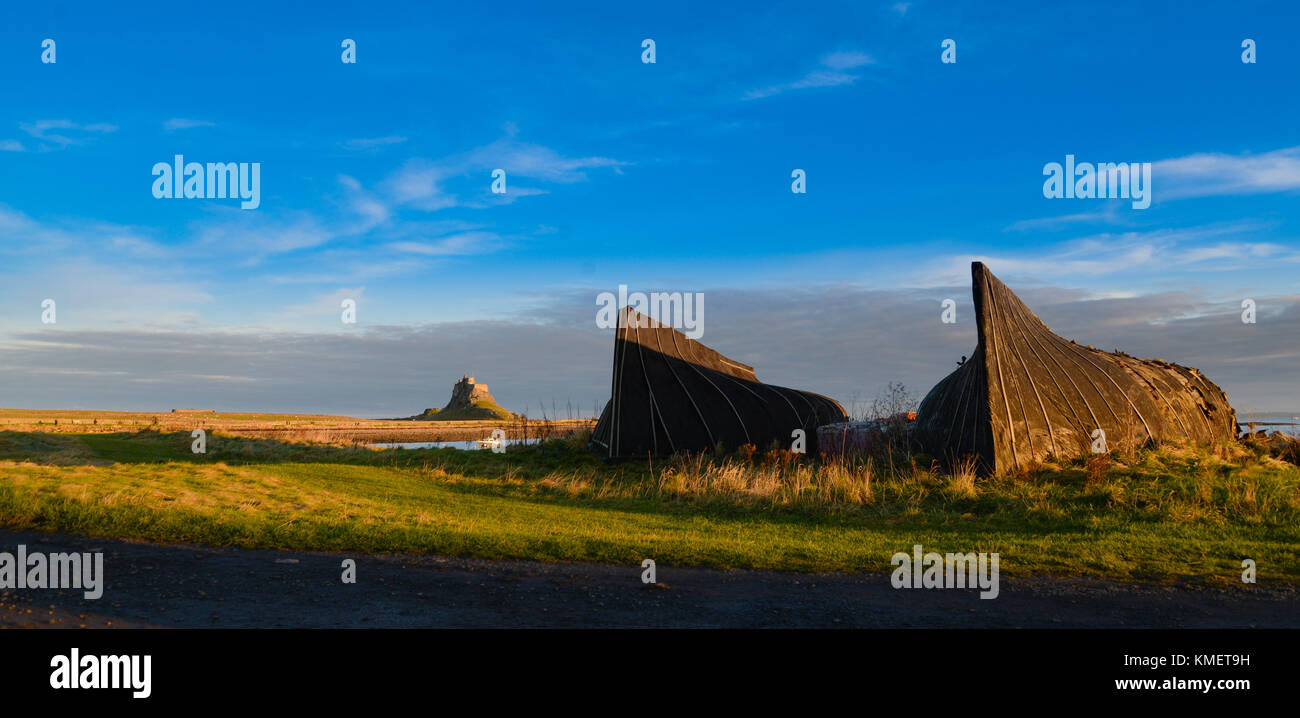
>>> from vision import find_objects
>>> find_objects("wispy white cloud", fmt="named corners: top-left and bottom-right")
top-left (744, 51), bottom-right (875, 100)
top-left (1180, 242), bottom-right (1289, 263)
top-left (1005, 203), bottom-right (1127, 232)
top-left (821, 51), bottom-right (875, 70)
top-left (342, 135), bottom-right (408, 151)
top-left (284, 287), bottom-right (365, 319)
top-left (19, 120), bottom-right (118, 148)
top-left (463, 138), bottom-right (626, 184)
top-left (0, 205), bottom-right (158, 257)
top-left (386, 231), bottom-right (507, 256)
top-left (163, 118), bottom-right (214, 131)
top-left (185, 169), bottom-right (422, 263)
top-left (192, 211), bottom-right (334, 264)
top-left (110, 235), bottom-right (175, 259)
top-left (1154, 145), bottom-right (1300, 199)
top-left (383, 160), bottom-right (460, 211)
top-left (920, 221), bottom-right (1298, 287)
top-left (263, 258), bottom-right (430, 285)
top-left (0, 255), bottom-right (211, 331)
top-left (744, 71), bottom-right (859, 101)
top-left (380, 129), bottom-right (625, 211)
top-left (337, 174), bottom-right (390, 231)
top-left (0, 140), bottom-right (24, 152)
top-left (1010, 145), bottom-right (1300, 228)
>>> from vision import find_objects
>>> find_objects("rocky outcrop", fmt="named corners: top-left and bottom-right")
top-left (446, 376), bottom-right (496, 410)
top-left (413, 375), bottom-right (515, 421)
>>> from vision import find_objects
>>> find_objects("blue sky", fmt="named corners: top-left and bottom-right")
top-left (1, 1), bottom-right (1299, 415)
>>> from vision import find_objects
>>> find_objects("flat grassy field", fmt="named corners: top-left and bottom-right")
top-left (0, 429), bottom-right (1297, 584)
top-left (0, 407), bottom-right (591, 443)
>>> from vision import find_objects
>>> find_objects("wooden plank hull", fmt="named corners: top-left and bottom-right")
top-left (915, 263), bottom-right (1237, 473)
top-left (591, 307), bottom-right (847, 459)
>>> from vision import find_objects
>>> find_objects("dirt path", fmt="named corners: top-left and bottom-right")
top-left (1, 529), bottom-right (1295, 628)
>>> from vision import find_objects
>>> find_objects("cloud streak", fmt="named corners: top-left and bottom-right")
top-left (163, 118), bottom-right (215, 131)
top-left (342, 135), bottom-right (408, 151)
top-left (919, 221), bottom-right (1299, 287)
top-left (1155, 146), bottom-right (1300, 199)
top-left (744, 51), bottom-right (875, 100)
top-left (18, 120), bottom-right (118, 149)
top-left (378, 130), bottom-right (625, 212)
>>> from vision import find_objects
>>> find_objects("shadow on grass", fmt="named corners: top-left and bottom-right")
top-left (0, 429), bottom-right (617, 481)
top-left (0, 430), bottom-right (397, 466)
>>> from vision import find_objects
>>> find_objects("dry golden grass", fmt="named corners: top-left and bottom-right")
top-left (943, 456), bottom-right (980, 499)
top-left (649, 452), bottom-right (875, 506)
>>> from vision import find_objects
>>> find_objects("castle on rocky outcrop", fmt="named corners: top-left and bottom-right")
top-left (444, 375), bottom-right (495, 411)
top-left (411, 375), bottom-right (514, 421)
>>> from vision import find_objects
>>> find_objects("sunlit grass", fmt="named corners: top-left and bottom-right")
top-left (0, 429), bottom-right (1297, 583)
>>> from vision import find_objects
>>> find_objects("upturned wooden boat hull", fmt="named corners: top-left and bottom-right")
top-left (915, 263), bottom-right (1236, 473)
top-left (591, 307), bottom-right (847, 459)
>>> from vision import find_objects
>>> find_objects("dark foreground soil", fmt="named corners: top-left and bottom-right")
top-left (1, 529), bottom-right (1295, 628)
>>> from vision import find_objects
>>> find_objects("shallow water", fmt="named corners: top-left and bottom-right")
top-left (1237, 414), bottom-right (1300, 437)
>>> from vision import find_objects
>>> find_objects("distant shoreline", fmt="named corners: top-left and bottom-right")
top-left (0, 408), bottom-right (594, 443)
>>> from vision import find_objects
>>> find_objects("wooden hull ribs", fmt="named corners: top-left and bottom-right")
top-left (915, 263), bottom-right (1236, 473)
top-left (591, 308), bottom-right (847, 459)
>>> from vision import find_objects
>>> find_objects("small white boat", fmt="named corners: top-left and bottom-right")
top-left (475, 436), bottom-right (503, 450)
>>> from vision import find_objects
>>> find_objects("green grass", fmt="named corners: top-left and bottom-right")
top-left (0, 429), bottom-right (1297, 584)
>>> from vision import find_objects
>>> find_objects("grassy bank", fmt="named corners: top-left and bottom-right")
top-left (0, 429), bottom-right (1297, 583)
